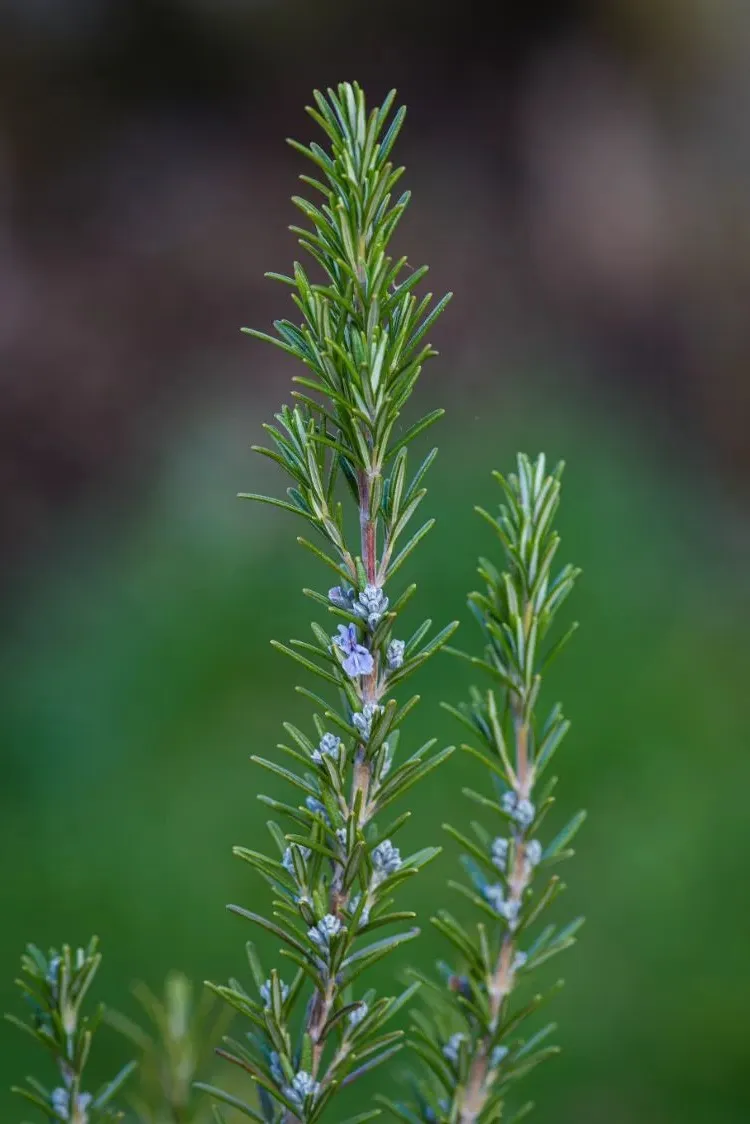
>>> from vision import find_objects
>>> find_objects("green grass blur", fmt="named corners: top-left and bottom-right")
top-left (1, 378), bottom-right (748, 1123)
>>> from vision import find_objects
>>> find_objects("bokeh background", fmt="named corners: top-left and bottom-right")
top-left (1, 2), bottom-right (749, 1121)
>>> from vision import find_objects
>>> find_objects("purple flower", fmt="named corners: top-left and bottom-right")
top-left (329, 585), bottom-right (357, 611)
top-left (333, 624), bottom-right (374, 679)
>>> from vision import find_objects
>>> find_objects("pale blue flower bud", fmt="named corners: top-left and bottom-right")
top-left (490, 1045), bottom-right (509, 1068)
top-left (259, 978), bottom-right (289, 1009)
top-left (386, 638), bottom-right (405, 669)
top-left (282, 844), bottom-right (311, 876)
top-left (484, 883), bottom-right (506, 912)
top-left (305, 796), bottom-right (329, 821)
top-left (287, 1071), bottom-right (319, 1104)
top-left (269, 1051), bottom-right (284, 1086)
top-left (491, 836), bottom-right (509, 871)
top-left (378, 740), bottom-right (393, 778)
top-left (348, 894), bottom-right (371, 927)
top-left (357, 584), bottom-right (389, 628)
top-left (308, 914), bottom-right (343, 948)
top-left (502, 791), bottom-right (535, 829)
top-left (483, 883), bottom-right (521, 927)
top-left (372, 839), bottom-right (402, 875)
top-left (46, 956), bottom-right (61, 999)
top-left (312, 731), bottom-right (341, 764)
top-left (349, 1001), bottom-right (368, 1027)
top-left (442, 1032), bottom-right (465, 1064)
top-left (51, 1089), bottom-right (93, 1122)
top-left (352, 702), bottom-right (382, 740)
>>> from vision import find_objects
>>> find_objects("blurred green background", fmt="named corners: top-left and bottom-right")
top-left (1, 2), bottom-right (749, 1122)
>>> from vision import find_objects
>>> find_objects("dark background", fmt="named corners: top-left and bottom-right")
top-left (1, 2), bottom-right (749, 1122)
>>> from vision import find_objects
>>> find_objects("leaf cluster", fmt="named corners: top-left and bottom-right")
top-left (6, 937), bottom-right (135, 1122)
top-left (384, 455), bottom-right (583, 1124)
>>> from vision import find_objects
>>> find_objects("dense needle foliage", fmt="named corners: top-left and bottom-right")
top-left (201, 82), bottom-right (457, 1124)
top-left (387, 456), bottom-right (583, 1124)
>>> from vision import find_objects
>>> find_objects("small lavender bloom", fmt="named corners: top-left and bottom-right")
top-left (372, 839), bottom-right (402, 876)
top-left (500, 899), bottom-right (521, 928)
top-left (352, 702), bottom-right (382, 740)
top-left (282, 844), bottom-right (311, 876)
top-left (51, 1089), bottom-right (93, 1122)
top-left (308, 914), bottom-right (343, 948)
top-left (287, 1071), bottom-right (320, 1104)
top-left (312, 731), bottom-right (341, 764)
top-left (386, 637), bottom-right (406, 670)
top-left (515, 799), bottom-right (535, 828)
top-left (349, 1001), bottom-right (369, 1027)
top-left (329, 585), bottom-right (356, 610)
top-left (490, 1045), bottom-right (509, 1068)
top-left (349, 894), bottom-right (371, 928)
top-left (513, 951), bottom-right (528, 972)
top-left (484, 883), bottom-right (506, 912)
top-left (484, 885), bottom-right (520, 928)
top-left (269, 1051), bottom-right (285, 1086)
top-left (502, 791), bottom-right (536, 829)
top-left (305, 796), bottom-right (329, 821)
top-left (525, 839), bottom-right (543, 867)
top-left (334, 623), bottom-right (374, 678)
top-left (491, 836), bottom-right (509, 871)
top-left (357, 584), bottom-right (389, 628)
top-left (259, 978), bottom-right (290, 1009)
top-left (442, 1032), bottom-right (465, 1064)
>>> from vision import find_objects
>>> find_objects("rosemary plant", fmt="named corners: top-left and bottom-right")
top-left (392, 455), bottom-right (584, 1124)
top-left (204, 83), bottom-right (457, 1123)
top-left (7, 937), bottom-right (135, 1122)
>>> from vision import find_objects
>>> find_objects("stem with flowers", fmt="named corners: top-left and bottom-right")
top-left (6, 938), bottom-right (136, 1123)
top-left (200, 82), bottom-right (457, 1124)
top-left (385, 454), bottom-right (584, 1124)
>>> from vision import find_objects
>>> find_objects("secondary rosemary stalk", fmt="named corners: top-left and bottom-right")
top-left (106, 972), bottom-right (232, 1123)
top-left (203, 82), bottom-right (456, 1124)
top-left (7, 937), bottom-right (135, 1122)
top-left (389, 454), bottom-right (583, 1124)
